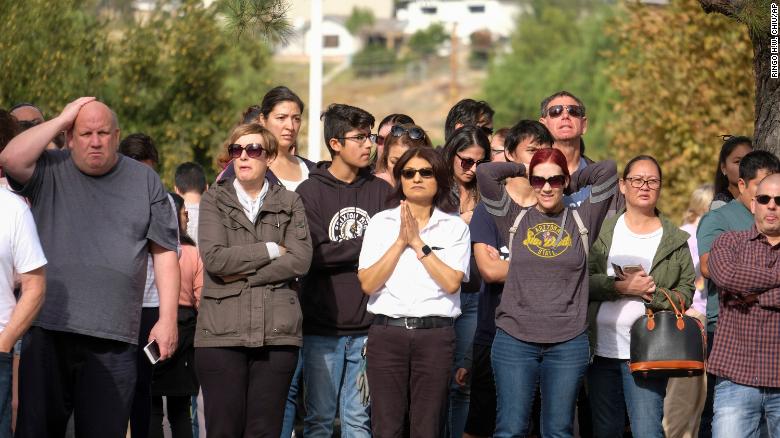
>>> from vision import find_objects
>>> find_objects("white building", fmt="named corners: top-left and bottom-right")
top-left (398, 0), bottom-right (521, 43)
top-left (277, 16), bottom-right (358, 60)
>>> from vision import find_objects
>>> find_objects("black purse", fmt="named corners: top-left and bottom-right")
top-left (629, 289), bottom-right (706, 378)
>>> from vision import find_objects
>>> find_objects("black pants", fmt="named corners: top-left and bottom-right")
top-left (464, 343), bottom-right (496, 436)
top-left (15, 327), bottom-right (137, 438)
top-left (131, 307), bottom-right (159, 438)
top-left (367, 324), bottom-right (455, 438)
top-left (195, 345), bottom-right (298, 438)
top-left (150, 396), bottom-right (192, 438)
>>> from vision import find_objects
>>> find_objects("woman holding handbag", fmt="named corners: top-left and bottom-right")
top-left (587, 155), bottom-right (695, 438)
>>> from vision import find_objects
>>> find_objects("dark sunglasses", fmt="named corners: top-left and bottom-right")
top-left (390, 125), bottom-right (426, 141)
top-left (400, 167), bottom-right (435, 180)
top-left (755, 195), bottom-right (780, 206)
top-left (456, 153), bottom-right (489, 171)
top-left (228, 143), bottom-right (268, 159)
top-left (375, 134), bottom-right (386, 146)
top-left (545, 105), bottom-right (585, 119)
top-left (529, 174), bottom-right (567, 190)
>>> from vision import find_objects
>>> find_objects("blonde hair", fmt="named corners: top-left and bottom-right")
top-left (683, 183), bottom-right (714, 225)
top-left (216, 123), bottom-right (278, 170)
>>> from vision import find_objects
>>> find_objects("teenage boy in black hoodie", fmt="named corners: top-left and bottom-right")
top-left (296, 104), bottom-right (393, 437)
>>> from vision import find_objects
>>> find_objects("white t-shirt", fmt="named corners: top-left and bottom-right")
top-left (276, 157), bottom-right (310, 192)
top-left (185, 202), bottom-right (199, 245)
top-left (0, 188), bottom-right (47, 330)
top-left (595, 214), bottom-right (663, 359)
top-left (358, 206), bottom-right (471, 318)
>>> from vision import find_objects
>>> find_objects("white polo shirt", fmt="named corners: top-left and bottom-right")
top-left (358, 206), bottom-right (471, 318)
top-left (0, 188), bottom-right (47, 331)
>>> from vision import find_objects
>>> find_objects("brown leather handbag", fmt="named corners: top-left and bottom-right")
top-left (629, 290), bottom-right (706, 377)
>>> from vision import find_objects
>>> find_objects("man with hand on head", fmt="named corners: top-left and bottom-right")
top-left (0, 97), bottom-right (180, 438)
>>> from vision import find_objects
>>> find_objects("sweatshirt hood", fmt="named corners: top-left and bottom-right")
top-left (309, 161), bottom-right (374, 189)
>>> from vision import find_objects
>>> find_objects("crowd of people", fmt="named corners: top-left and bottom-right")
top-left (0, 88), bottom-right (777, 438)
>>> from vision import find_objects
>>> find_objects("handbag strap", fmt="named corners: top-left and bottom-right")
top-left (507, 208), bottom-right (528, 261)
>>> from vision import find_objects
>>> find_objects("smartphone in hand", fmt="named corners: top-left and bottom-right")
top-left (143, 340), bottom-right (161, 365)
top-left (622, 264), bottom-right (643, 274)
top-left (611, 263), bottom-right (625, 279)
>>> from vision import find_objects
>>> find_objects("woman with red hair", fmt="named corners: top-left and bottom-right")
top-left (476, 149), bottom-right (617, 437)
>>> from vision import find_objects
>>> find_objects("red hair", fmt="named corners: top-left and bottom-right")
top-left (529, 148), bottom-right (570, 178)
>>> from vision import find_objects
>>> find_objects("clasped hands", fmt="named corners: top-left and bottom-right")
top-left (395, 200), bottom-right (426, 256)
top-left (614, 267), bottom-right (656, 302)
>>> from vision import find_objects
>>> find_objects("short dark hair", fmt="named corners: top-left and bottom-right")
top-left (444, 99), bottom-right (495, 142)
top-left (714, 135), bottom-right (752, 196)
top-left (442, 125), bottom-right (491, 179)
top-left (119, 133), bottom-right (158, 164)
top-left (0, 109), bottom-right (19, 154)
top-left (321, 104), bottom-right (375, 157)
top-left (539, 91), bottom-right (586, 117)
top-left (378, 113), bottom-right (414, 133)
top-left (739, 150), bottom-right (780, 182)
top-left (391, 147), bottom-right (458, 213)
top-left (622, 155), bottom-right (663, 180)
top-left (504, 120), bottom-right (554, 156)
top-left (174, 162), bottom-right (207, 194)
top-left (260, 86), bottom-right (304, 118)
top-left (241, 105), bottom-right (263, 124)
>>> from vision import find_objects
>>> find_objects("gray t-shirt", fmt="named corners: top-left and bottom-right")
top-left (10, 150), bottom-right (178, 344)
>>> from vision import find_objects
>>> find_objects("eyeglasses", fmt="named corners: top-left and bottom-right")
top-left (456, 153), bottom-right (489, 171)
top-left (390, 125), bottom-right (426, 141)
top-left (228, 143), bottom-right (268, 159)
top-left (624, 177), bottom-right (662, 190)
top-left (544, 105), bottom-right (585, 119)
top-left (529, 175), bottom-right (567, 190)
top-left (755, 195), bottom-right (780, 206)
top-left (338, 134), bottom-right (374, 144)
top-left (490, 147), bottom-right (505, 156)
top-left (400, 167), bottom-right (435, 180)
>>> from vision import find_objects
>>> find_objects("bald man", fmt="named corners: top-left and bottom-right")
top-left (707, 172), bottom-right (780, 437)
top-left (0, 97), bottom-right (180, 438)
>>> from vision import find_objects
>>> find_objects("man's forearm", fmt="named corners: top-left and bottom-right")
top-left (0, 268), bottom-right (45, 352)
top-left (0, 116), bottom-right (67, 183)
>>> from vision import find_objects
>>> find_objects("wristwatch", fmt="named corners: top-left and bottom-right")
top-left (417, 245), bottom-right (433, 260)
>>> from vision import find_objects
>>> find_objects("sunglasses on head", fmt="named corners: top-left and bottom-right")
top-left (400, 167), bottom-right (435, 180)
top-left (545, 105), bottom-right (585, 119)
top-left (390, 125), bottom-right (426, 141)
top-left (228, 143), bottom-right (268, 159)
top-left (755, 195), bottom-right (780, 206)
top-left (529, 174), bottom-right (567, 190)
top-left (456, 153), bottom-right (489, 171)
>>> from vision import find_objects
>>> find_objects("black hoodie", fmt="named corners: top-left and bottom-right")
top-left (296, 162), bottom-right (395, 336)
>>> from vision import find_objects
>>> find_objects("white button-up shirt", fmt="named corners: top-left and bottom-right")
top-left (358, 206), bottom-right (471, 318)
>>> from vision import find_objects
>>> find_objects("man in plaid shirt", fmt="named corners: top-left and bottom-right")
top-left (708, 172), bottom-right (780, 436)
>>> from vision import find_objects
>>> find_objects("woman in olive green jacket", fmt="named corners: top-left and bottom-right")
top-left (195, 123), bottom-right (312, 437)
top-left (586, 155), bottom-right (695, 438)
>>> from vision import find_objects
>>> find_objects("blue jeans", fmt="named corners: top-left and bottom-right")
top-left (587, 356), bottom-right (667, 438)
top-left (303, 334), bottom-right (371, 438)
top-left (491, 329), bottom-right (589, 438)
top-left (280, 350), bottom-right (303, 438)
top-left (713, 378), bottom-right (780, 438)
top-left (0, 351), bottom-right (11, 437)
top-left (448, 291), bottom-right (479, 438)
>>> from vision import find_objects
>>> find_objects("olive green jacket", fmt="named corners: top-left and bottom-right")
top-left (195, 179), bottom-right (313, 348)
top-left (587, 210), bottom-right (695, 351)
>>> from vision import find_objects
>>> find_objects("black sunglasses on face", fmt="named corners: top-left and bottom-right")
top-left (529, 174), bottom-right (567, 190)
top-left (755, 195), bottom-right (780, 206)
top-left (228, 143), bottom-right (268, 159)
top-left (390, 125), bottom-right (426, 141)
top-left (456, 153), bottom-right (489, 171)
top-left (545, 105), bottom-right (585, 119)
top-left (400, 167), bottom-right (435, 180)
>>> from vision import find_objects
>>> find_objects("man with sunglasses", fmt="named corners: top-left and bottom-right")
top-left (295, 103), bottom-right (394, 438)
top-left (0, 97), bottom-right (180, 437)
top-left (444, 99), bottom-right (495, 143)
top-left (706, 172), bottom-right (780, 436)
top-left (695, 150), bottom-right (780, 436)
top-left (10, 103), bottom-right (64, 149)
